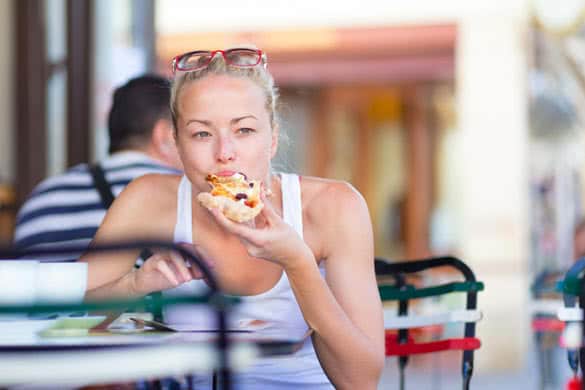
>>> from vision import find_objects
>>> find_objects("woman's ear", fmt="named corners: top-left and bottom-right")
top-left (270, 124), bottom-right (279, 159)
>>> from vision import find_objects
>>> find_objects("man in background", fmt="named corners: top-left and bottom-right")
top-left (14, 74), bottom-right (182, 261)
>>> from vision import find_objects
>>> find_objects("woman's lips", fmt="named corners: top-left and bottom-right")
top-left (216, 170), bottom-right (236, 177)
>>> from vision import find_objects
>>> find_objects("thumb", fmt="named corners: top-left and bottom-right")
top-left (178, 242), bottom-right (215, 269)
top-left (260, 191), bottom-right (280, 223)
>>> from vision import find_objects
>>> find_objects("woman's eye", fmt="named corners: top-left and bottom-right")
top-left (193, 131), bottom-right (211, 138)
top-left (237, 128), bottom-right (255, 134)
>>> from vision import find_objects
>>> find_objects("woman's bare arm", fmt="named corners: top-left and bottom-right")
top-left (206, 180), bottom-right (384, 388)
top-left (286, 183), bottom-right (384, 389)
top-left (80, 174), bottom-right (187, 300)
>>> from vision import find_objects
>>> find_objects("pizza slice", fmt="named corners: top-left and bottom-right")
top-left (196, 172), bottom-right (263, 223)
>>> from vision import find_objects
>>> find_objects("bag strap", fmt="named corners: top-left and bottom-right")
top-left (89, 163), bottom-right (154, 259)
top-left (88, 163), bottom-right (159, 319)
top-left (89, 164), bottom-right (115, 209)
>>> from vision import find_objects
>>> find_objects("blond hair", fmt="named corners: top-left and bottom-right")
top-left (170, 54), bottom-right (279, 133)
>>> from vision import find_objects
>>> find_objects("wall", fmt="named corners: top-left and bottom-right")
top-left (0, 0), bottom-right (14, 183)
top-left (457, 11), bottom-right (530, 371)
top-left (156, 0), bottom-right (528, 33)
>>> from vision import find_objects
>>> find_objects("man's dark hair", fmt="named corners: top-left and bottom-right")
top-left (108, 74), bottom-right (171, 154)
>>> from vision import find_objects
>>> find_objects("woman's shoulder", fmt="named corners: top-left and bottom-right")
top-left (300, 175), bottom-right (368, 220)
top-left (95, 173), bottom-right (182, 241)
top-left (299, 176), bottom-right (372, 260)
top-left (129, 172), bottom-right (182, 186)
top-left (115, 173), bottom-right (182, 207)
top-left (125, 173), bottom-right (182, 193)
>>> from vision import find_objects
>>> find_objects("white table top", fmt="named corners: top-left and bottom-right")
top-left (0, 316), bottom-right (308, 387)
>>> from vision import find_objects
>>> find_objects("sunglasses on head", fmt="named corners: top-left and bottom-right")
top-left (172, 48), bottom-right (267, 75)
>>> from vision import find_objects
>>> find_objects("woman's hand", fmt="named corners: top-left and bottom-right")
top-left (208, 192), bottom-right (313, 269)
top-left (131, 243), bottom-right (215, 295)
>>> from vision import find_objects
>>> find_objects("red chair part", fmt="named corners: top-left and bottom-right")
top-left (385, 333), bottom-right (481, 356)
top-left (384, 324), bottom-right (444, 338)
top-left (531, 317), bottom-right (565, 332)
top-left (566, 376), bottom-right (582, 390)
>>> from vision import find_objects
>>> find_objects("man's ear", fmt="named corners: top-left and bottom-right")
top-left (152, 119), bottom-right (174, 150)
top-left (151, 118), bottom-right (182, 169)
top-left (270, 124), bottom-right (279, 159)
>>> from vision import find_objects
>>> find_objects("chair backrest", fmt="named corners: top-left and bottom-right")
top-left (376, 256), bottom-right (483, 390)
top-left (555, 259), bottom-right (585, 381)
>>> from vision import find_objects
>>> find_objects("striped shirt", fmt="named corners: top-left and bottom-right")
top-left (14, 151), bottom-right (179, 262)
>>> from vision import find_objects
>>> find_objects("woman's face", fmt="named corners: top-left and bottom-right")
top-left (175, 74), bottom-right (277, 190)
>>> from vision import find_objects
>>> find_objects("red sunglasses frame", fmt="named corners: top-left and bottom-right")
top-left (172, 48), bottom-right (267, 74)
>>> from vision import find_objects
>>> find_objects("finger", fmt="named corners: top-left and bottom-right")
top-left (176, 242), bottom-right (216, 280)
top-left (253, 208), bottom-right (270, 229)
top-left (179, 242), bottom-right (214, 268)
top-left (261, 182), bottom-right (273, 197)
top-left (190, 266), bottom-right (204, 280)
top-left (163, 250), bottom-right (182, 277)
top-left (142, 252), bottom-right (165, 272)
top-left (176, 243), bottom-right (195, 268)
top-left (155, 260), bottom-right (180, 286)
top-left (168, 250), bottom-right (193, 283)
top-left (189, 243), bottom-right (216, 269)
top-left (249, 192), bottom-right (270, 228)
top-left (179, 246), bottom-right (207, 280)
top-left (240, 215), bottom-right (256, 228)
top-left (259, 194), bottom-right (280, 224)
top-left (210, 208), bottom-right (256, 241)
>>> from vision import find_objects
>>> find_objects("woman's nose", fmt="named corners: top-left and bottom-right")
top-left (216, 136), bottom-right (236, 163)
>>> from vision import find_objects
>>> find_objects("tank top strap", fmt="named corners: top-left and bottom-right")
top-left (173, 175), bottom-right (193, 243)
top-left (280, 173), bottom-right (303, 238)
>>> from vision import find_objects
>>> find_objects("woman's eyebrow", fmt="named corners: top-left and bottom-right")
top-left (185, 118), bottom-right (211, 126)
top-left (231, 115), bottom-right (257, 124)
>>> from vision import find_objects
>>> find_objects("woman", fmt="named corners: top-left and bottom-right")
top-left (82, 47), bottom-right (384, 389)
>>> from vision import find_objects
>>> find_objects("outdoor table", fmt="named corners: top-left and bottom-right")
top-left (0, 240), bottom-right (309, 390)
top-left (0, 313), bottom-right (310, 388)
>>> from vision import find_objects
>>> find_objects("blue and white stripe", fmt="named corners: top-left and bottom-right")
top-left (14, 151), bottom-right (179, 262)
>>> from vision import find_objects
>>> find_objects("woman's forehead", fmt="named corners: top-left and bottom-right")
top-left (179, 75), bottom-right (267, 113)
top-left (183, 73), bottom-right (262, 94)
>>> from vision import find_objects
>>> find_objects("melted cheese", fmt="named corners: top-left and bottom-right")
top-left (206, 173), bottom-right (260, 208)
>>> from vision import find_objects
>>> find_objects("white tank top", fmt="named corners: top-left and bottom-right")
top-left (165, 173), bottom-right (333, 389)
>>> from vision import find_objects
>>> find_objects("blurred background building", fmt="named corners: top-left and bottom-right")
top-left (2, 0), bottom-right (585, 388)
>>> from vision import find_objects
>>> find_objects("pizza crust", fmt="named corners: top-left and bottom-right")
top-left (196, 173), bottom-right (264, 223)
top-left (197, 192), bottom-right (263, 222)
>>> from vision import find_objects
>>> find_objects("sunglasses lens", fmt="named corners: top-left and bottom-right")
top-left (178, 51), bottom-right (213, 71)
top-left (174, 49), bottom-right (266, 74)
top-left (225, 49), bottom-right (262, 67)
